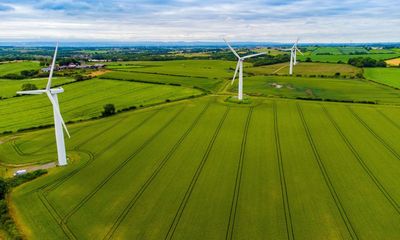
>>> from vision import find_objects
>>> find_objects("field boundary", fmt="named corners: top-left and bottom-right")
top-left (164, 106), bottom-right (230, 240)
top-left (225, 107), bottom-right (253, 240)
top-left (273, 101), bottom-right (294, 240)
top-left (322, 105), bottom-right (400, 214)
top-left (103, 102), bottom-right (211, 239)
top-left (297, 103), bottom-right (358, 239)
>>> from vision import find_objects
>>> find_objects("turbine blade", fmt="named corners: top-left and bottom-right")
top-left (46, 91), bottom-right (70, 138)
top-left (16, 90), bottom-right (47, 95)
top-left (242, 52), bottom-right (267, 59)
top-left (296, 48), bottom-right (304, 55)
top-left (223, 38), bottom-right (240, 59)
top-left (231, 60), bottom-right (240, 85)
top-left (46, 43), bottom-right (59, 90)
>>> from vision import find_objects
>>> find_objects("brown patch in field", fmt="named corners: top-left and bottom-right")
top-left (88, 69), bottom-right (111, 77)
top-left (386, 58), bottom-right (400, 66)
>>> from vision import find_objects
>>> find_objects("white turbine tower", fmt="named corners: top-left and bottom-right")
top-left (17, 43), bottom-right (70, 166)
top-left (289, 38), bottom-right (303, 75)
top-left (224, 39), bottom-right (266, 100)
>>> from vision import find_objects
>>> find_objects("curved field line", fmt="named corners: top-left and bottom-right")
top-left (376, 109), bottom-right (400, 131)
top-left (273, 101), bottom-right (295, 240)
top-left (37, 190), bottom-right (77, 240)
top-left (42, 112), bottom-right (158, 194)
top-left (103, 102), bottom-right (211, 240)
top-left (61, 107), bottom-right (185, 224)
top-left (322, 105), bottom-right (400, 213)
top-left (296, 103), bottom-right (358, 239)
top-left (225, 107), bottom-right (253, 240)
top-left (347, 106), bottom-right (400, 161)
top-left (164, 106), bottom-right (230, 240)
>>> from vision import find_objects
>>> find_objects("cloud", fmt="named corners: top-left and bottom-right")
top-left (0, 3), bottom-right (14, 11)
top-left (0, 0), bottom-right (399, 42)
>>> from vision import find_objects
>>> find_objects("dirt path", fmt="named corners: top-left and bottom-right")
top-left (88, 69), bottom-right (111, 77)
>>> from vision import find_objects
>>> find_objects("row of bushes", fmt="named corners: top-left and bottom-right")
top-left (296, 97), bottom-right (376, 104)
top-left (0, 169), bottom-right (48, 239)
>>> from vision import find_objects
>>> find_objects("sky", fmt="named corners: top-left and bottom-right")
top-left (0, 0), bottom-right (399, 43)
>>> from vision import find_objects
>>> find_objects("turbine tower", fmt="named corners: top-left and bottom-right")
top-left (289, 38), bottom-right (303, 75)
top-left (224, 39), bottom-right (266, 100)
top-left (17, 43), bottom-right (70, 166)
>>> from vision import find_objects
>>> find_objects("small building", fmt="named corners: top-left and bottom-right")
top-left (41, 67), bottom-right (51, 72)
top-left (14, 169), bottom-right (27, 176)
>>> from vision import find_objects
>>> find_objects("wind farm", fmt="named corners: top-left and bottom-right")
top-left (0, 1), bottom-right (400, 240)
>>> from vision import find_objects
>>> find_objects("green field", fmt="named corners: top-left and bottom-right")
top-left (228, 75), bottom-right (400, 104)
top-left (364, 68), bottom-right (400, 88)
top-left (3, 96), bottom-right (400, 239)
top-left (0, 79), bottom-right (203, 133)
top-left (0, 77), bottom-right (75, 98)
top-left (1, 58), bottom-right (400, 239)
top-left (0, 61), bottom-right (41, 76)
top-left (247, 62), bottom-right (361, 77)
top-left (298, 53), bottom-right (400, 63)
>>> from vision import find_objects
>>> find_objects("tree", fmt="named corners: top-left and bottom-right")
top-left (21, 83), bottom-right (38, 91)
top-left (101, 104), bottom-right (116, 117)
top-left (0, 179), bottom-right (7, 200)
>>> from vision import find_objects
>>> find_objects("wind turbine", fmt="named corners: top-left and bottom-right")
top-left (16, 43), bottom-right (70, 166)
top-left (224, 38), bottom-right (266, 100)
top-left (289, 38), bottom-right (303, 75)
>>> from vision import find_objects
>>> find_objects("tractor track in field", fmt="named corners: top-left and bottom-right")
top-left (273, 101), bottom-right (295, 240)
top-left (27, 111), bottom-right (159, 240)
top-left (225, 107), bottom-right (253, 240)
top-left (377, 109), bottom-right (400, 131)
top-left (37, 190), bottom-right (77, 239)
top-left (103, 102), bottom-right (211, 240)
top-left (42, 111), bottom-right (158, 194)
top-left (322, 105), bottom-right (400, 213)
top-left (61, 107), bottom-right (185, 225)
top-left (347, 106), bottom-right (400, 161)
top-left (164, 106), bottom-right (230, 240)
top-left (297, 103), bottom-right (358, 239)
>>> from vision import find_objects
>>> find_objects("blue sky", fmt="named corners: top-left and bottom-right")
top-left (0, 0), bottom-right (399, 42)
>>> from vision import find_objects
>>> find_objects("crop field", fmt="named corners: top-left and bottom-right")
top-left (385, 58), bottom-right (400, 66)
top-left (0, 61), bottom-right (41, 76)
top-left (364, 68), bottom-right (400, 88)
top-left (298, 53), bottom-right (400, 63)
top-left (228, 75), bottom-right (400, 104)
top-left (0, 79), bottom-right (203, 133)
top-left (3, 96), bottom-right (399, 239)
top-left (0, 77), bottom-right (75, 98)
top-left (247, 62), bottom-right (361, 77)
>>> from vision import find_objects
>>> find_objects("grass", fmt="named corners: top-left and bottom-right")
top-left (0, 78), bottom-right (203, 133)
top-left (298, 53), bottom-right (400, 63)
top-left (0, 61), bottom-right (41, 76)
top-left (4, 96), bottom-right (400, 239)
top-left (247, 62), bottom-right (361, 78)
top-left (229, 75), bottom-right (400, 104)
top-left (364, 68), bottom-right (400, 88)
top-left (0, 77), bottom-right (75, 98)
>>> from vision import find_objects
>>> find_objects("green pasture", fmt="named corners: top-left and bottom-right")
top-left (0, 79), bottom-right (203, 133)
top-left (364, 68), bottom-right (400, 88)
top-left (0, 61), bottom-right (41, 76)
top-left (4, 96), bottom-right (400, 239)
top-left (228, 75), bottom-right (400, 104)
top-left (0, 77), bottom-right (75, 98)
top-left (100, 70), bottom-right (221, 92)
top-left (247, 62), bottom-right (361, 77)
top-left (298, 53), bottom-right (400, 63)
